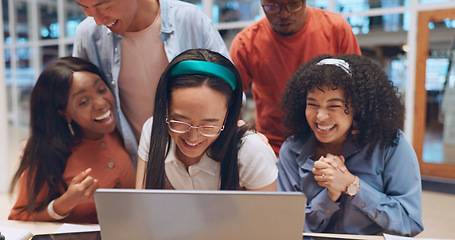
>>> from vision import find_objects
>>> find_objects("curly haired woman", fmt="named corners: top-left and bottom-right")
top-left (278, 54), bottom-right (423, 236)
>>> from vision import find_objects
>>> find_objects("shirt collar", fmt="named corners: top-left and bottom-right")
top-left (339, 135), bottom-right (362, 158)
top-left (287, 134), bottom-right (317, 156)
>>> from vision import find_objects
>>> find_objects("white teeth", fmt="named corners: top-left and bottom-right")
top-left (106, 20), bottom-right (117, 28)
top-left (318, 124), bottom-right (335, 131)
top-left (184, 139), bottom-right (199, 147)
top-left (95, 110), bottom-right (111, 121)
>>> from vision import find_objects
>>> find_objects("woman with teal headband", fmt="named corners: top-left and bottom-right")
top-left (136, 49), bottom-right (277, 190)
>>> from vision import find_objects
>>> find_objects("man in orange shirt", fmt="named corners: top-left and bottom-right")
top-left (230, 0), bottom-right (361, 155)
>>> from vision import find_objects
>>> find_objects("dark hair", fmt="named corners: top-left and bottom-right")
top-left (9, 57), bottom-right (109, 214)
top-left (144, 49), bottom-right (246, 190)
top-left (281, 54), bottom-right (405, 154)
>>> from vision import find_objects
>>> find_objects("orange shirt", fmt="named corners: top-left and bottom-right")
top-left (9, 131), bottom-right (135, 223)
top-left (230, 6), bottom-right (361, 155)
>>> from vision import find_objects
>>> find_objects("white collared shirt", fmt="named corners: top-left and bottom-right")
top-left (138, 117), bottom-right (278, 190)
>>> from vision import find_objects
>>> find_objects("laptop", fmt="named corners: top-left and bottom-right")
top-left (95, 189), bottom-right (306, 240)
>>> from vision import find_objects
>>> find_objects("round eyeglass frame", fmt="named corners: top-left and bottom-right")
top-left (166, 118), bottom-right (225, 137)
top-left (261, 0), bottom-right (304, 15)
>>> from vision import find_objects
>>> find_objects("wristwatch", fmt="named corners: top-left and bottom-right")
top-left (345, 176), bottom-right (360, 196)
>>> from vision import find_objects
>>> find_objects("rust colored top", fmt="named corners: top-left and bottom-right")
top-left (9, 131), bottom-right (135, 223)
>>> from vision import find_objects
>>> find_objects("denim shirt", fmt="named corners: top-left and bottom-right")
top-left (73, 0), bottom-right (229, 165)
top-left (277, 131), bottom-right (424, 237)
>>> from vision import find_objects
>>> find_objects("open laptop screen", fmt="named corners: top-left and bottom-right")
top-left (95, 189), bottom-right (306, 240)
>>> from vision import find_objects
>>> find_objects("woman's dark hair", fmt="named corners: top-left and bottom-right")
top-left (9, 57), bottom-right (109, 214)
top-left (144, 49), bottom-right (245, 190)
top-left (281, 54), bottom-right (405, 154)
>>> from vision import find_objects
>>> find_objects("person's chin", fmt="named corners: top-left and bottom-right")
top-left (280, 30), bottom-right (295, 37)
top-left (179, 147), bottom-right (206, 162)
top-left (110, 28), bottom-right (125, 35)
top-left (272, 21), bottom-right (294, 34)
top-left (275, 28), bottom-right (296, 36)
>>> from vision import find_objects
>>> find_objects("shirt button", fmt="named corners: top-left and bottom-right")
top-left (111, 81), bottom-right (115, 85)
top-left (115, 48), bottom-right (118, 52)
top-left (360, 202), bottom-right (366, 207)
top-left (99, 141), bottom-right (106, 148)
top-left (107, 162), bottom-right (115, 168)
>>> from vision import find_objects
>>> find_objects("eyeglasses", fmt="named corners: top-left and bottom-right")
top-left (261, 1), bottom-right (303, 15)
top-left (166, 119), bottom-right (225, 137)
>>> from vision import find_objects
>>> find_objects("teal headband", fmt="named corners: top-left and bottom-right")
top-left (169, 60), bottom-right (237, 91)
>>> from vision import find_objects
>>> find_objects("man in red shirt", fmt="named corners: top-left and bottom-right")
top-left (230, 0), bottom-right (361, 155)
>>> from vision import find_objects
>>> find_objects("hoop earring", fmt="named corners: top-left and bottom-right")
top-left (68, 122), bottom-right (75, 136)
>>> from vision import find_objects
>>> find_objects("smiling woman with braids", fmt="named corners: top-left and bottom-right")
top-left (278, 54), bottom-right (424, 236)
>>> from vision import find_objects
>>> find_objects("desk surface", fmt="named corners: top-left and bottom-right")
top-left (1, 220), bottom-right (385, 240)
top-left (1, 220), bottom-right (62, 235)
top-left (304, 232), bottom-right (384, 240)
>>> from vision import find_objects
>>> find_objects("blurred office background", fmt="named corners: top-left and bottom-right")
top-left (4, 0), bottom-right (455, 184)
top-left (0, 0), bottom-right (455, 236)
top-left (1, 1), bottom-right (455, 237)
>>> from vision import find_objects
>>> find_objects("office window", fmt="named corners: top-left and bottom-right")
top-left (307, 0), bottom-right (329, 9)
top-left (2, 0), bottom-right (8, 39)
top-left (4, 0), bottom-right (67, 127)
top-left (4, 0), bottom-right (455, 127)
top-left (338, 0), bottom-right (407, 11)
top-left (41, 45), bottom-right (59, 68)
top-left (390, 58), bottom-right (407, 91)
top-left (65, 0), bottom-right (85, 38)
top-left (421, 0), bottom-right (455, 4)
top-left (15, 1), bottom-right (31, 43)
top-left (213, 0), bottom-right (262, 23)
top-left (425, 58), bottom-right (455, 92)
top-left (6, 47), bottom-right (35, 126)
top-left (40, 1), bottom-right (58, 40)
top-left (335, 1), bottom-right (407, 35)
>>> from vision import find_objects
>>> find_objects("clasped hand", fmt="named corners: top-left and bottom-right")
top-left (312, 154), bottom-right (356, 202)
